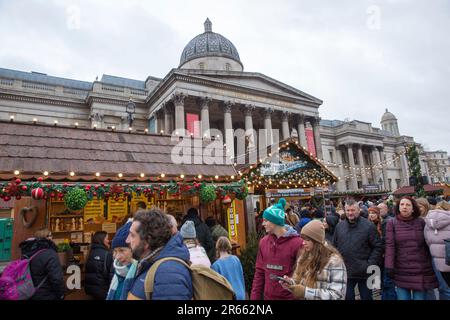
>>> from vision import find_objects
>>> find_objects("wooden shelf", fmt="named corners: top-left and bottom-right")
top-left (52, 230), bottom-right (84, 234)
top-left (50, 215), bottom-right (83, 218)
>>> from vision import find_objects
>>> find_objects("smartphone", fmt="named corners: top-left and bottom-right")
top-left (276, 276), bottom-right (292, 284)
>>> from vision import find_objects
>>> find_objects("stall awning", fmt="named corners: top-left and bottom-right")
top-left (0, 121), bottom-right (237, 182)
top-left (392, 184), bottom-right (446, 196)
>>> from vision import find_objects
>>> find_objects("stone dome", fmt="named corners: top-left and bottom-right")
top-left (381, 108), bottom-right (397, 122)
top-left (179, 18), bottom-right (243, 69)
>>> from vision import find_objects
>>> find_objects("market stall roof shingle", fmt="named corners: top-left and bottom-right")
top-left (0, 121), bottom-right (237, 182)
top-left (393, 184), bottom-right (448, 196)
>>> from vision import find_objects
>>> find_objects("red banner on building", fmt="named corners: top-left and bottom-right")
top-left (186, 113), bottom-right (200, 137)
top-left (305, 127), bottom-right (316, 156)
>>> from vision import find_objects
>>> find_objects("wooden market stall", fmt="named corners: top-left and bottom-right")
top-left (0, 121), bottom-right (249, 268)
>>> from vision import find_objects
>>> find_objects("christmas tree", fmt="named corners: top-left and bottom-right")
top-left (407, 144), bottom-right (426, 198)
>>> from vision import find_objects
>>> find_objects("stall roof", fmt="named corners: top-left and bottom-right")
top-left (392, 184), bottom-right (447, 196)
top-left (0, 121), bottom-right (237, 182)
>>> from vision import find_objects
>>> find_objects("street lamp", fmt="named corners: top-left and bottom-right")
top-left (126, 98), bottom-right (136, 128)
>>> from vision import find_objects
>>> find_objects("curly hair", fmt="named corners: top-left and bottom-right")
top-left (394, 196), bottom-right (421, 218)
top-left (134, 208), bottom-right (172, 251)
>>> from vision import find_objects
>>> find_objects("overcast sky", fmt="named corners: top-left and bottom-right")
top-left (1, 0), bottom-right (449, 152)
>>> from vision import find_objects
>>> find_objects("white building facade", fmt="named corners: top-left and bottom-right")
top-left (0, 19), bottom-right (445, 192)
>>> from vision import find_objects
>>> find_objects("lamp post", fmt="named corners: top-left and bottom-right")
top-left (126, 98), bottom-right (136, 128)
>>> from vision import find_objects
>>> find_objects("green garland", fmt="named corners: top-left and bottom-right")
top-left (64, 187), bottom-right (88, 211)
top-left (200, 185), bottom-right (217, 203)
top-left (0, 179), bottom-right (249, 202)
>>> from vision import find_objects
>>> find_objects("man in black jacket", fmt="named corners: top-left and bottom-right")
top-left (19, 234), bottom-right (65, 300)
top-left (333, 199), bottom-right (383, 300)
top-left (182, 208), bottom-right (215, 262)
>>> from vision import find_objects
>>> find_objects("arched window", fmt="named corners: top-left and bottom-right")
top-left (199, 62), bottom-right (205, 70)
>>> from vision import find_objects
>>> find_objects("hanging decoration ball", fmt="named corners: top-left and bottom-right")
top-left (222, 195), bottom-right (232, 204)
top-left (37, 177), bottom-right (43, 182)
top-left (31, 187), bottom-right (45, 200)
top-left (21, 185), bottom-right (28, 191)
top-left (15, 179), bottom-right (21, 185)
top-left (200, 185), bottom-right (217, 203)
top-left (4, 196), bottom-right (11, 202)
top-left (15, 195), bottom-right (21, 200)
top-left (64, 187), bottom-right (88, 211)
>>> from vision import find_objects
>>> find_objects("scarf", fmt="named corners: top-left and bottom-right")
top-left (106, 258), bottom-right (138, 300)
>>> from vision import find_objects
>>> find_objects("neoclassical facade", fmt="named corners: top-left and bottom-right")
top-left (0, 19), bottom-right (444, 191)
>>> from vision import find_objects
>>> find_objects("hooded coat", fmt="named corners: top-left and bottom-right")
top-left (250, 226), bottom-right (303, 300)
top-left (19, 238), bottom-right (65, 300)
top-left (424, 209), bottom-right (450, 273)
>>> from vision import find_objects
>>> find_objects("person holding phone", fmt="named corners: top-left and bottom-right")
top-left (280, 220), bottom-right (347, 300)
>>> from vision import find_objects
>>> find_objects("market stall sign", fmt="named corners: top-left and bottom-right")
top-left (227, 200), bottom-right (238, 243)
top-left (84, 199), bottom-right (105, 223)
top-left (107, 197), bottom-right (128, 223)
top-left (266, 188), bottom-right (312, 198)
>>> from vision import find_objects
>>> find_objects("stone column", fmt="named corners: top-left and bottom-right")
top-left (379, 148), bottom-right (389, 190)
top-left (311, 117), bottom-right (323, 160)
top-left (156, 109), bottom-right (165, 133)
top-left (223, 101), bottom-right (234, 163)
top-left (200, 97), bottom-right (211, 139)
top-left (336, 146), bottom-right (346, 191)
top-left (371, 146), bottom-right (383, 188)
top-left (163, 103), bottom-right (172, 134)
top-left (281, 111), bottom-right (290, 140)
top-left (172, 92), bottom-right (185, 134)
top-left (263, 108), bottom-right (274, 147)
top-left (296, 114), bottom-right (307, 148)
top-left (243, 104), bottom-right (256, 148)
top-left (357, 144), bottom-right (369, 186)
top-left (400, 152), bottom-right (410, 187)
top-left (347, 144), bottom-right (358, 190)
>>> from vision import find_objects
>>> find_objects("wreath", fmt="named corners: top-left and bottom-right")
top-left (235, 185), bottom-right (249, 200)
top-left (200, 185), bottom-right (217, 203)
top-left (64, 187), bottom-right (88, 211)
top-left (19, 206), bottom-right (39, 228)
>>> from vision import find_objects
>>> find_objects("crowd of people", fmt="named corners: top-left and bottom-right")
top-left (6, 194), bottom-right (450, 301)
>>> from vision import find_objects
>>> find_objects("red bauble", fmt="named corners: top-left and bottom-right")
top-left (37, 177), bottom-right (43, 182)
top-left (4, 196), bottom-right (11, 202)
top-left (50, 193), bottom-right (56, 198)
top-left (63, 183), bottom-right (68, 188)
top-left (58, 193), bottom-right (64, 198)
top-left (21, 185), bottom-right (28, 191)
top-left (136, 188), bottom-right (141, 192)
top-left (15, 195), bottom-right (21, 200)
top-left (15, 179), bottom-right (21, 185)
top-left (105, 192), bottom-right (110, 197)
top-left (95, 185), bottom-right (99, 190)
top-left (31, 187), bottom-right (44, 200)
top-left (100, 183), bottom-right (105, 187)
top-left (93, 192), bottom-right (97, 197)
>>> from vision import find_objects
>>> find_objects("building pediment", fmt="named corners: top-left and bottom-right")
top-left (146, 69), bottom-right (322, 107)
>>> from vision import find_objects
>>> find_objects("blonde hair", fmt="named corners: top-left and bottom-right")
top-left (216, 236), bottom-right (232, 258)
top-left (293, 241), bottom-right (342, 288)
top-left (436, 201), bottom-right (450, 211)
top-left (34, 228), bottom-right (51, 239)
top-left (416, 198), bottom-right (430, 217)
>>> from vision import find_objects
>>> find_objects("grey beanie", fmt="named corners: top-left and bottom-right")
top-left (180, 220), bottom-right (196, 239)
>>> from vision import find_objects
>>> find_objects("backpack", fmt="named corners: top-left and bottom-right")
top-left (0, 249), bottom-right (49, 300)
top-left (144, 257), bottom-right (235, 300)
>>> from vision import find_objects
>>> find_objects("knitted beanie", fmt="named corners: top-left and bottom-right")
top-left (263, 205), bottom-right (286, 226)
top-left (300, 219), bottom-right (325, 244)
top-left (180, 220), bottom-right (197, 239)
top-left (111, 222), bottom-right (131, 249)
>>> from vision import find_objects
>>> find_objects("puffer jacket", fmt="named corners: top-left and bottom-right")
top-left (424, 209), bottom-right (450, 272)
top-left (19, 238), bottom-right (65, 300)
top-left (250, 226), bottom-right (304, 300)
top-left (127, 232), bottom-right (193, 300)
top-left (332, 216), bottom-right (383, 279)
top-left (385, 216), bottom-right (438, 291)
top-left (84, 243), bottom-right (113, 300)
